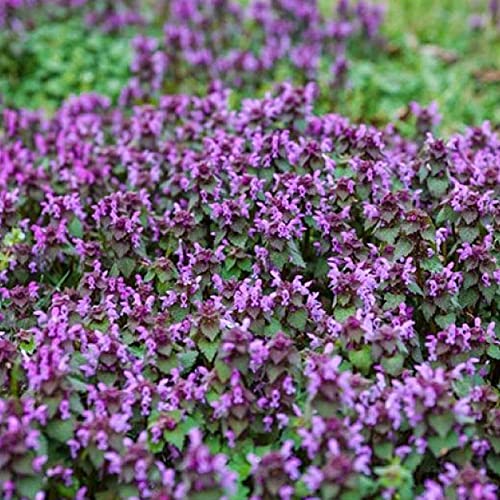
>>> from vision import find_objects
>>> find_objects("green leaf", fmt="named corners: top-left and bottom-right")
top-left (229, 453), bottom-right (252, 481)
top-left (462, 272), bottom-right (478, 290)
top-left (375, 463), bottom-right (412, 489)
top-left (228, 232), bottom-right (247, 247)
top-left (3, 228), bottom-right (26, 247)
top-left (164, 428), bottom-right (185, 449)
top-left (381, 354), bottom-right (405, 376)
top-left (95, 491), bottom-right (118, 500)
top-left (487, 344), bottom-right (500, 360)
top-left (427, 177), bottom-right (449, 197)
top-left (88, 447), bottom-right (105, 468)
top-left (428, 431), bottom-right (459, 457)
top-left (334, 306), bottom-right (356, 323)
top-left (238, 258), bottom-right (253, 272)
top-left (435, 205), bottom-right (457, 225)
top-left (178, 351), bottom-right (198, 372)
top-left (448, 447), bottom-right (473, 466)
top-left (384, 293), bottom-right (405, 310)
top-left (66, 375), bottom-right (87, 393)
top-left (462, 209), bottom-right (478, 225)
top-left (117, 257), bottom-right (136, 278)
top-left (17, 476), bottom-right (44, 499)
top-left (490, 437), bottom-right (500, 454)
top-left (155, 356), bottom-right (177, 374)
top-left (224, 257), bottom-right (236, 270)
top-left (144, 270), bottom-right (155, 282)
top-left (374, 441), bottom-right (393, 461)
top-left (287, 240), bottom-right (306, 268)
top-left (264, 318), bottom-right (284, 336)
top-left (487, 453), bottom-right (500, 475)
top-left (421, 256), bottom-right (443, 272)
top-left (480, 284), bottom-right (496, 304)
top-left (220, 266), bottom-right (240, 281)
top-left (213, 359), bottom-right (230, 383)
top-left (313, 257), bottom-right (329, 278)
top-left (421, 227), bottom-right (435, 242)
top-left (200, 320), bottom-right (220, 341)
top-left (428, 413), bottom-right (455, 437)
top-left (458, 226), bottom-right (479, 243)
top-left (421, 302), bottom-right (436, 321)
top-left (458, 288), bottom-right (479, 308)
top-left (270, 251), bottom-right (288, 269)
top-left (435, 313), bottom-right (456, 329)
top-left (179, 416), bottom-right (199, 435)
top-left (199, 338), bottom-right (219, 362)
top-left (164, 416), bottom-right (199, 450)
top-left (407, 281), bottom-right (424, 296)
top-left (228, 417), bottom-right (249, 438)
top-left (171, 305), bottom-right (189, 322)
top-left (404, 452), bottom-right (423, 471)
top-left (20, 336), bottom-right (36, 355)
top-left (394, 238), bottom-right (414, 260)
top-left (348, 346), bottom-right (372, 374)
top-left (357, 476), bottom-right (378, 497)
top-left (12, 455), bottom-right (36, 475)
top-left (118, 486), bottom-right (140, 499)
top-left (376, 227), bottom-right (399, 245)
top-left (68, 216), bottom-right (84, 238)
top-left (453, 376), bottom-right (473, 398)
top-left (288, 309), bottom-right (307, 330)
top-left (45, 419), bottom-right (74, 443)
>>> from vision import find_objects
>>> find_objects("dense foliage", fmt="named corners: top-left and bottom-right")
top-left (1, 82), bottom-right (499, 499)
top-left (0, 1), bottom-right (499, 500)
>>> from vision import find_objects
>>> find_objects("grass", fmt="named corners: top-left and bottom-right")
top-left (0, 19), bottom-right (132, 112)
top-left (314, 0), bottom-right (499, 134)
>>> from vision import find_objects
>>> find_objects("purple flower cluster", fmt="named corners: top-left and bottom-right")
top-left (0, 82), bottom-right (499, 499)
top-left (0, 0), bottom-right (145, 33)
top-left (121, 0), bottom-right (386, 103)
top-left (470, 0), bottom-right (500, 30)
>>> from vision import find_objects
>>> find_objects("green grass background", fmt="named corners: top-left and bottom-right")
top-left (337, 0), bottom-right (500, 133)
top-left (0, 0), bottom-right (498, 134)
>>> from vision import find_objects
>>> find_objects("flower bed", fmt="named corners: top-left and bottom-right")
top-left (0, 81), bottom-right (499, 498)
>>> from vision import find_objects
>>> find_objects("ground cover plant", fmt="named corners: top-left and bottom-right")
top-left (1, 0), bottom-right (499, 130)
top-left (0, 1), bottom-right (499, 500)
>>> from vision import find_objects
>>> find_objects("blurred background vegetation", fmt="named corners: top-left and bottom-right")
top-left (335, 0), bottom-right (500, 133)
top-left (0, 0), bottom-right (498, 135)
top-left (0, 18), bottom-right (133, 111)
